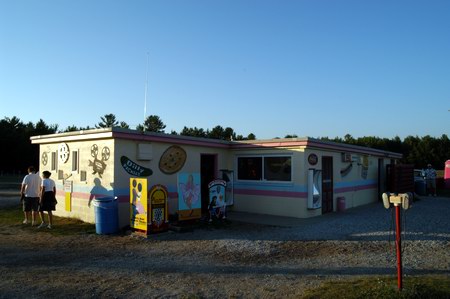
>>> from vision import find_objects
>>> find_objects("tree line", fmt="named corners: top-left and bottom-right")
top-left (1, 114), bottom-right (449, 174)
top-left (0, 114), bottom-right (255, 174)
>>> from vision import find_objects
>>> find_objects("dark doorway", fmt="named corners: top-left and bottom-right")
top-left (201, 154), bottom-right (217, 213)
top-left (322, 156), bottom-right (333, 214)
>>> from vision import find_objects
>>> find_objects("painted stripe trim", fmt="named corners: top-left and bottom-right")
top-left (335, 183), bottom-right (377, 193)
top-left (235, 188), bottom-right (308, 198)
top-left (235, 183), bottom-right (377, 198)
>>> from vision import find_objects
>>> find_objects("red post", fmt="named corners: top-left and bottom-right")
top-left (395, 205), bottom-right (403, 291)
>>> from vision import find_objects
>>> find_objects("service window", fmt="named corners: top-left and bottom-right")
top-left (237, 155), bottom-right (292, 182)
top-left (264, 156), bottom-right (291, 181)
top-left (237, 157), bottom-right (262, 180)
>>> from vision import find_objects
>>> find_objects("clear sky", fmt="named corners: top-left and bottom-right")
top-left (1, 0), bottom-right (449, 140)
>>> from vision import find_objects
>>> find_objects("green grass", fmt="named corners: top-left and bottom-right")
top-left (0, 204), bottom-right (96, 236)
top-left (302, 276), bottom-right (450, 299)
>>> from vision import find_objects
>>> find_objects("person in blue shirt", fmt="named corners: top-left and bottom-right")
top-left (424, 164), bottom-right (437, 196)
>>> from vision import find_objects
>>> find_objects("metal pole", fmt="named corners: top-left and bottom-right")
top-left (395, 204), bottom-right (403, 291)
top-left (144, 52), bottom-right (149, 123)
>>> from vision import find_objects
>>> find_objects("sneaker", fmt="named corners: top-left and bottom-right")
top-left (47, 225), bottom-right (52, 229)
top-left (37, 222), bottom-right (46, 229)
top-left (22, 220), bottom-right (28, 224)
top-left (31, 221), bottom-right (36, 226)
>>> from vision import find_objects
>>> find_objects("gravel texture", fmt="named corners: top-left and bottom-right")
top-left (0, 194), bottom-right (449, 298)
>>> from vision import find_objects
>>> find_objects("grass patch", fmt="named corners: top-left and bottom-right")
top-left (302, 275), bottom-right (450, 299)
top-left (0, 204), bottom-right (96, 236)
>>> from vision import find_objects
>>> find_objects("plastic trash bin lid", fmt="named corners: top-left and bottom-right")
top-left (93, 196), bottom-right (117, 203)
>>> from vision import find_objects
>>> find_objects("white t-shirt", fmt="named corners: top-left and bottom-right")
top-left (41, 178), bottom-right (56, 193)
top-left (22, 173), bottom-right (42, 197)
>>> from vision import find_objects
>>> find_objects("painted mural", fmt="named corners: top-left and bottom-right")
top-left (178, 173), bottom-right (201, 210)
top-left (208, 179), bottom-right (226, 220)
top-left (177, 173), bottom-right (201, 220)
top-left (159, 145), bottom-right (187, 174)
top-left (121, 156), bottom-right (153, 177)
top-left (88, 144), bottom-right (109, 178)
top-left (130, 178), bottom-right (148, 232)
top-left (340, 163), bottom-right (353, 177)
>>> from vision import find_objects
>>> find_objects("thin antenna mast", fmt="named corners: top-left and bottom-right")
top-left (144, 52), bottom-right (149, 122)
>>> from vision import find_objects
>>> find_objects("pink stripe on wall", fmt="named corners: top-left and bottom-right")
top-left (235, 183), bottom-right (376, 199)
top-left (335, 184), bottom-right (377, 193)
top-left (56, 190), bottom-right (91, 200)
top-left (55, 190), bottom-right (180, 204)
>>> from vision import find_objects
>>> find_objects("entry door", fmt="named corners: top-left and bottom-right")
top-left (322, 156), bottom-right (333, 213)
top-left (200, 154), bottom-right (217, 213)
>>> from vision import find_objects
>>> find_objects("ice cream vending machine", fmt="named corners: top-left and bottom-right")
top-left (307, 169), bottom-right (322, 209)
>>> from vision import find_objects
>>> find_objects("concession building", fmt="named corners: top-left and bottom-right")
top-left (31, 127), bottom-right (402, 228)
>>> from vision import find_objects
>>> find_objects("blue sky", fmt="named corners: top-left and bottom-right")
top-left (1, 0), bottom-right (449, 139)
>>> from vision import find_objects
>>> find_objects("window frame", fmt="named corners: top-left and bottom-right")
top-left (236, 154), bottom-right (293, 183)
top-left (51, 151), bottom-right (58, 171)
top-left (71, 149), bottom-right (79, 173)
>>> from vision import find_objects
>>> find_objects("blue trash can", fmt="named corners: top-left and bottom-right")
top-left (414, 180), bottom-right (426, 196)
top-left (93, 197), bottom-right (118, 234)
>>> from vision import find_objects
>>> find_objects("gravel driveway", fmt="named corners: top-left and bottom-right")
top-left (0, 194), bottom-right (449, 298)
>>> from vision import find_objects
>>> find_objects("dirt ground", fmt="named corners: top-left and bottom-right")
top-left (0, 194), bottom-right (449, 299)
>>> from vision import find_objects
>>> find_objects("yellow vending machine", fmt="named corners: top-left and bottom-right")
top-left (148, 184), bottom-right (169, 233)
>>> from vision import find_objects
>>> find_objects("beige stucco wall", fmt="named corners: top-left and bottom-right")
top-left (36, 134), bottom-right (233, 228)
top-left (230, 146), bottom-right (323, 218)
top-left (231, 146), bottom-right (393, 218)
top-left (113, 139), bottom-right (231, 226)
top-left (39, 139), bottom-right (115, 224)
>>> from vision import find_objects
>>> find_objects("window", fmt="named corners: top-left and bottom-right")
top-left (238, 157), bottom-right (262, 180)
top-left (51, 152), bottom-right (57, 171)
top-left (264, 156), bottom-right (292, 181)
top-left (72, 150), bottom-right (79, 172)
top-left (80, 170), bottom-right (87, 182)
top-left (237, 155), bottom-right (292, 182)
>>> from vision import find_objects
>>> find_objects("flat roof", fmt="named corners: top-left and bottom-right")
top-left (31, 127), bottom-right (402, 159)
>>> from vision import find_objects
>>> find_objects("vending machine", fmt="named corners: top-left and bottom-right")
top-left (307, 169), bottom-right (322, 209)
top-left (148, 184), bottom-right (169, 233)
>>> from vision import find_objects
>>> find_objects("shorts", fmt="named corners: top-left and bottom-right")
top-left (23, 197), bottom-right (39, 212)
